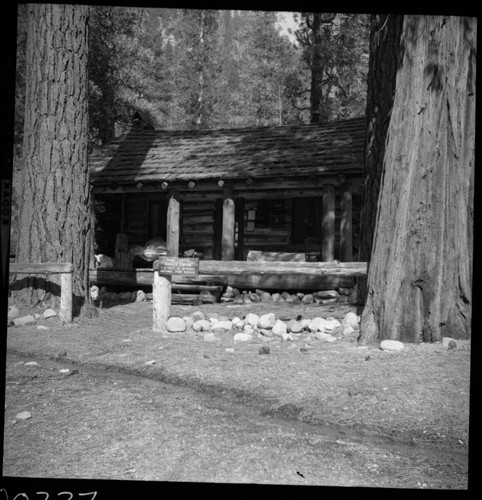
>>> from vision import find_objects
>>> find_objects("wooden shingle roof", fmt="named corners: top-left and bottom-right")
top-left (89, 117), bottom-right (366, 185)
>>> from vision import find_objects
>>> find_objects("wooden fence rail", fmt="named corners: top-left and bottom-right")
top-left (9, 262), bottom-right (73, 323)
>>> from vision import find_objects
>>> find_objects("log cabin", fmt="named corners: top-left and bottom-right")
top-left (89, 114), bottom-right (365, 293)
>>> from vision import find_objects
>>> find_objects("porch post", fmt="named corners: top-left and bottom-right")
top-left (235, 196), bottom-right (245, 260)
top-left (340, 182), bottom-right (353, 262)
top-left (222, 187), bottom-right (235, 261)
top-left (167, 189), bottom-right (180, 257)
top-left (322, 184), bottom-right (335, 261)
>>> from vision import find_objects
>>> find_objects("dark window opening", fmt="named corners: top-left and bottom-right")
top-left (291, 197), bottom-right (323, 244)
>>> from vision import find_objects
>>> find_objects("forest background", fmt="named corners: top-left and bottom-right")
top-left (14, 7), bottom-right (369, 151)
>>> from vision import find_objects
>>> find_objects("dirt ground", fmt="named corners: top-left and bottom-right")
top-left (3, 298), bottom-right (471, 489)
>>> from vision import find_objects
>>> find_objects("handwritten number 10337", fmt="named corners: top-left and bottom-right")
top-left (0, 491), bottom-right (97, 500)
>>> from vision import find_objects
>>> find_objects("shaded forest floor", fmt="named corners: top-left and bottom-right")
top-left (4, 299), bottom-right (471, 488)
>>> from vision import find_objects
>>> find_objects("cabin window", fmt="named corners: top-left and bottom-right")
top-left (255, 200), bottom-right (289, 229)
top-left (290, 197), bottom-right (323, 244)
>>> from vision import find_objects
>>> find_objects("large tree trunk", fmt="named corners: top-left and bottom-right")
top-left (14, 4), bottom-right (92, 315)
top-left (357, 14), bottom-right (403, 305)
top-left (359, 16), bottom-right (475, 344)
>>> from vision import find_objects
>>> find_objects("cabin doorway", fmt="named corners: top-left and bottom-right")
top-left (147, 200), bottom-right (168, 241)
top-left (290, 197), bottom-right (323, 243)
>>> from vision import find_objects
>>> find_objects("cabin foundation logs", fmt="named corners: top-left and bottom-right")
top-left (89, 283), bottom-right (356, 306)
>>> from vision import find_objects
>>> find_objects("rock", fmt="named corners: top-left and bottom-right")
top-left (258, 313), bottom-right (276, 329)
top-left (249, 292), bottom-right (260, 302)
top-left (308, 317), bottom-right (325, 332)
top-left (314, 332), bottom-right (337, 342)
top-left (301, 319), bottom-right (311, 328)
top-left (135, 290), bottom-right (146, 302)
top-left (203, 333), bottom-right (219, 342)
top-left (323, 318), bottom-right (342, 332)
top-left (242, 294), bottom-right (252, 304)
top-left (119, 291), bottom-right (132, 300)
top-left (380, 339), bottom-right (404, 351)
top-left (59, 369), bottom-right (70, 373)
top-left (13, 315), bottom-right (36, 326)
top-left (90, 285), bottom-right (100, 300)
top-left (225, 348), bottom-right (235, 353)
top-left (258, 328), bottom-right (273, 337)
top-left (281, 291), bottom-right (290, 299)
top-left (271, 293), bottom-right (281, 302)
top-left (36, 325), bottom-right (49, 331)
top-left (319, 298), bottom-right (338, 304)
top-left (287, 319), bottom-right (303, 333)
top-left (243, 325), bottom-right (255, 335)
top-left (342, 324), bottom-right (355, 336)
top-left (301, 294), bottom-right (314, 304)
top-left (281, 332), bottom-right (294, 341)
top-left (233, 332), bottom-right (253, 342)
top-left (16, 411), bottom-right (32, 420)
top-left (193, 319), bottom-right (211, 332)
top-left (272, 320), bottom-right (287, 336)
top-left (145, 360), bottom-right (156, 365)
top-left (231, 316), bottom-right (243, 327)
top-left (286, 294), bottom-right (301, 304)
top-left (317, 290), bottom-right (339, 299)
top-left (166, 317), bottom-right (186, 332)
top-left (191, 310), bottom-right (205, 321)
top-left (25, 361), bottom-right (39, 366)
top-left (245, 313), bottom-right (260, 327)
top-left (296, 292), bottom-right (305, 299)
top-left (233, 295), bottom-right (244, 304)
top-left (183, 316), bottom-right (194, 329)
top-left (443, 337), bottom-right (457, 350)
top-left (342, 312), bottom-right (360, 330)
top-left (145, 292), bottom-right (153, 300)
top-left (211, 320), bottom-right (233, 331)
top-left (8, 306), bottom-right (20, 320)
top-left (34, 313), bottom-right (42, 320)
top-left (43, 308), bottom-right (57, 319)
top-left (260, 292), bottom-right (272, 303)
top-left (259, 346), bottom-right (270, 355)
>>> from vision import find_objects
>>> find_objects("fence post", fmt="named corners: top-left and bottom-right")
top-left (59, 270), bottom-right (73, 323)
top-left (152, 263), bottom-right (171, 332)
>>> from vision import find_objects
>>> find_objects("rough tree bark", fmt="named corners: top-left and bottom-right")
top-left (14, 4), bottom-right (92, 315)
top-left (357, 14), bottom-right (404, 305)
top-left (359, 16), bottom-right (475, 344)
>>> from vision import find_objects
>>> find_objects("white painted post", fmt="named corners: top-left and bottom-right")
top-left (152, 265), bottom-right (171, 332)
top-left (59, 270), bottom-right (73, 323)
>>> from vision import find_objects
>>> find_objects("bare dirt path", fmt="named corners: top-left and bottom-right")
top-left (3, 351), bottom-right (468, 490)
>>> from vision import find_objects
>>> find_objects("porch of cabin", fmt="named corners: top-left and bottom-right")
top-left (91, 176), bottom-right (363, 299)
